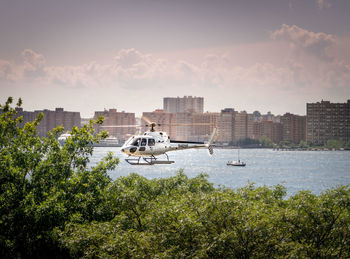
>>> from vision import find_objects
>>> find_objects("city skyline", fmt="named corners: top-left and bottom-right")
top-left (1, 0), bottom-right (350, 117)
top-left (6, 96), bottom-right (350, 119)
top-left (11, 97), bottom-right (350, 146)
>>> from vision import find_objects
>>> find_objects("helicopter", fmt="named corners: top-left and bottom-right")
top-left (101, 118), bottom-right (217, 165)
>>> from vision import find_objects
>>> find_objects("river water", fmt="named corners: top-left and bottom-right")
top-left (89, 148), bottom-right (350, 196)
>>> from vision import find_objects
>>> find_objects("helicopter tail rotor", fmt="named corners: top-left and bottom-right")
top-left (207, 127), bottom-right (217, 156)
top-left (208, 145), bottom-right (214, 155)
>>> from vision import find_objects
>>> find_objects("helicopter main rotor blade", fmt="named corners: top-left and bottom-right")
top-left (100, 125), bottom-right (141, 128)
top-left (141, 116), bottom-right (152, 125)
top-left (161, 123), bottom-right (213, 126)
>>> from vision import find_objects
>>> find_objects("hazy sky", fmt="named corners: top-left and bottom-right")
top-left (1, 0), bottom-right (350, 117)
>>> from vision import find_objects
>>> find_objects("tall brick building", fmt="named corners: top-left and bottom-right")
top-left (217, 108), bottom-right (235, 144)
top-left (142, 110), bottom-right (177, 138)
top-left (94, 109), bottom-right (135, 142)
top-left (306, 100), bottom-right (350, 145)
top-left (281, 113), bottom-right (306, 144)
top-left (15, 107), bottom-right (81, 137)
top-left (163, 96), bottom-right (204, 114)
top-left (190, 112), bottom-right (219, 142)
top-left (253, 120), bottom-right (283, 144)
top-left (234, 111), bottom-right (254, 142)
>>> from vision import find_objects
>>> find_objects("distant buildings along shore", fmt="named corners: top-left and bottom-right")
top-left (8, 96), bottom-right (350, 146)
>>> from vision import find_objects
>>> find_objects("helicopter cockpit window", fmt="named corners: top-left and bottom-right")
top-left (141, 138), bottom-right (147, 146)
top-left (131, 138), bottom-right (141, 146)
top-left (148, 138), bottom-right (155, 146)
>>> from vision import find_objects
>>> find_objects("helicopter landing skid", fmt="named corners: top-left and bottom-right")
top-left (125, 154), bottom-right (175, 165)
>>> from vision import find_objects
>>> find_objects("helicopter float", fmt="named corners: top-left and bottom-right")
top-left (101, 118), bottom-right (217, 165)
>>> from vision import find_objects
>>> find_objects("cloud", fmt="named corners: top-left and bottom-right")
top-left (269, 24), bottom-right (350, 94)
top-left (317, 0), bottom-right (332, 9)
top-left (21, 49), bottom-right (46, 70)
top-left (0, 60), bottom-right (17, 81)
top-left (288, 0), bottom-right (333, 9)
top-left (114, 48), bottom-right (145, 69)
top-left (271, 24), bottom-right (335, 61)
top-left (1, 33), bottom-right (350, 114)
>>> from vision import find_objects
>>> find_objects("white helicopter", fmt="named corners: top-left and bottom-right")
top-left (101, 118), bottom-right (217, 165)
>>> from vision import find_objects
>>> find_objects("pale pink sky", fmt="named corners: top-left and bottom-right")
top-left (1, 0), bottom-right (350, 117)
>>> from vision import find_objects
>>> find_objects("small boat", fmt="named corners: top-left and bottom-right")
top-left (227, 148), bottom-right (246, 166)
top-left (58, 133), bottom-right (119, 147)
top-left (92, 136), bottom-right (119, 147)
top-left (227, 160), bottom-right (246, 166)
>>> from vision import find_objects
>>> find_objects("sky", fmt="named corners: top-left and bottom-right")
top-left (1, 0), bottom-right (350, 117)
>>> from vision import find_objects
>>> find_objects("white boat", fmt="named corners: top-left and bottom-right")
top-left (93, 136), bottom-right (119, 147)
top-left (227, 148), bottom-right (246, 166)
top-left (58, 133), bottom-right (119, 147)
top-left (227, 160), bottom-right (246, 166)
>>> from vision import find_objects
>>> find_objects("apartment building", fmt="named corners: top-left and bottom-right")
top-left (163, 96), bottom-right (204, 114)
top-left (217, 108), bottom-right (235, 144)
top-left (142, 109), bottom-right (177, 138)
top-left (174, 111), bottom-right (193, 141)
top-left (94, 109), bottom-right (135, 142)
top-left (234, 111), bottom-right (254, 142)
top-left (281, 113), bottom-right (306, 144)
top-left (253, 120), bottom-right (283, 143)
top-left (306, 100), bottom-right (350, 145)
top-left (191, 112), bottom-right (219, 142)
top-left (15, 107), bottom-right (81, 137)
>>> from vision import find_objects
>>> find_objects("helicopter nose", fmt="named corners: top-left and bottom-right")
top-left (121, 146), bottom-right (136, 154)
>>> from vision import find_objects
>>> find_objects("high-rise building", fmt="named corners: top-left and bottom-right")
top-left (306, 100), bottom-right (350, 145)
top-left (174, 111), bottom-right (193, 141)
top-left (140, 110), bottom-right (218, 142)
top-left (15, 107), bottom-right (81, 137)
top-left (216, 109), bottom-right (256, 144)
top-left (234, 111), bottom-right (254, 142)
top-left (15, 107), bottom-right (37, 128)
top-left (191, 112), bottom-right (219, 142)
top-left (94, 109), bottom-right (135, 142)
top-left (253, 120), bottom-right (283, 143)
top-left (281, 113), bottom-right (306, 144)
top-left (163, 96), bottom-right (204, 113)
top-left (142, 109), bottom-right (177, 138)
top-left (261, 111), bottom-right (281, 123)
top-left (217, 108), bottom-right (235, 144)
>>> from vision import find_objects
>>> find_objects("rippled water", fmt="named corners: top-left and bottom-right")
top-left (89, 148), bottom-right (350, 196)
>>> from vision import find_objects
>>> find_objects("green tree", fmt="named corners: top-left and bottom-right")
top-left (278, 140), bottom-right (291, 148)
top-left (299, 140), bottom-right (309, 149)
top-left (0, 97), bottom-right (119, 258)
top-left (282, 188), bottom-right (350, 257)
top-left (345, 140), bottom-right (350, 149)
top-left (56, 177), bottom-right (350, 258)
top-left (326, 139), bottom-right (344, 149)
top-left (259, 135), bottom-right (274, 148)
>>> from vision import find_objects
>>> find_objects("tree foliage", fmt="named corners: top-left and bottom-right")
top-left (56, 179), bottom-right (350, 258)
top-left (0, 97), bottom-right (119, 258)
top-left (1, 98), bottom-right (350, 258)
top-left (326, 139), bottom-right (345, 149)
top-left (259, 135), bottom-right (274, 148)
